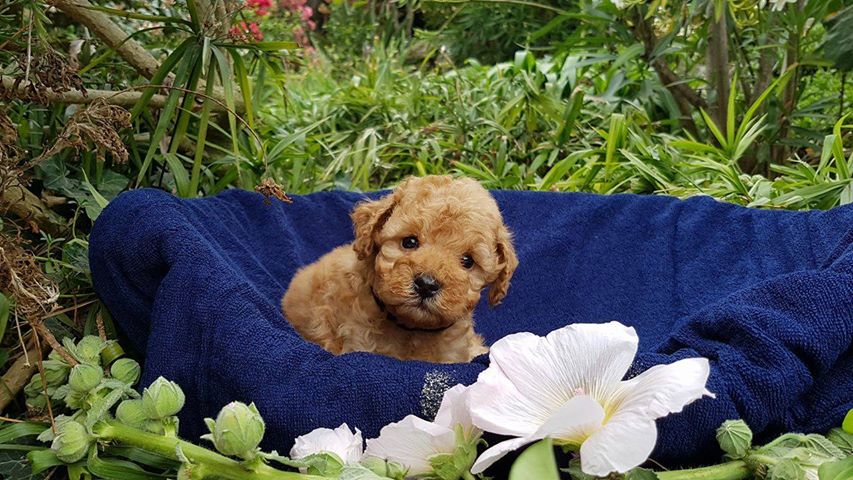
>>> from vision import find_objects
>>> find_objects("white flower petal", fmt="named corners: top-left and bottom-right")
top-left (615, 357), bottom-right (713, 419)
top-left (364, 415), bottom-right (455, 475)
top-left (469, 364), bottom-right (546, 437)
top-left (534, 394), bottom-right (605, 444)
top-left (471, 323), bottom-right (638, 437)
top-left (434, 384), bottom-right (476, 435)
top-left (579, 415), bottom-right (657, 476)
top-left (470, 437), bottom-right (535, 474)
top-left (290, 423), bottom-right (364, 464)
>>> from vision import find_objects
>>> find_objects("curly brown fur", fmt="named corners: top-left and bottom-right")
top-left (282, 175), bottom-right (518, 363)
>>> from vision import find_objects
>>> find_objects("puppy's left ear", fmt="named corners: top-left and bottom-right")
top-left (351, 193), bottom-right (397, 260)
top-left (488, 224), bottom-right (518, 306)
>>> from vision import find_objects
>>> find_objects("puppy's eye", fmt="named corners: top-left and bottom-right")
top-left (461, 254), bottom-right (474, 269)
top-left (402, 236), bottom-right (419, 249)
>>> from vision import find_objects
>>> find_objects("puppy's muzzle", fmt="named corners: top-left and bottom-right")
top-left (412, 274), bottom-right (442, 299)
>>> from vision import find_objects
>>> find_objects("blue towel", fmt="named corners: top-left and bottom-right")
top-left (89, 187), bottom-right (853, 468)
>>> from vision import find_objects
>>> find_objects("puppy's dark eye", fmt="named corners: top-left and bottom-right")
top-left (461, 254), bottom-right (474, 269)
top-left (402, 236), bottom-right (419, 249)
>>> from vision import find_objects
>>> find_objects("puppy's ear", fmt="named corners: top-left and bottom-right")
top-left (351, 193), bottom-right (397, 260)
top-left (488, 224), bottom-right (518, 306)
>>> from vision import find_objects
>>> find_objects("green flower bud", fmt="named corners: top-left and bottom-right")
top-left (65, 389), bottom-right (86, 409)
top-left (767, 458), bottom-right (805, 480)
top-left (50, 420), bottom-right (92, 463)
top-left (75, 336), bottom-right (105, 364)
top-left (26, 393), bottom-right (47, 410)
top-left (843, 408), bottom-right (853, 434)
top-left (43, 360), bottom-right (70, 387)
top-left (115, 399), bottom-right (147, 428)
top-left (142, 377), bottom-right (185, 419)
top-left (716, 419), bottom-right (753, 459)
top-left (68, 364), bottom-right (104, 393)
top-left (48, 350), bottom-right (67, 363)
top-left (202, 402), bottom-right (265, 459)
top-left (110, 358), bottom-right (141, 386)
top-left (24, 375), bottom-right (45, 398)
top-left (144, 419), bottom-right (166, 435)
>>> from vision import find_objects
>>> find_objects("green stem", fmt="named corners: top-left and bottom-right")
top-left (657, 460), bottom-right (751, 480)
top-left (94, 420), bottom-right (322, 480)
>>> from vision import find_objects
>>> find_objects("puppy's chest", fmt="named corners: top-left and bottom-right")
top-left (370, 325), bottom-right (471, 363)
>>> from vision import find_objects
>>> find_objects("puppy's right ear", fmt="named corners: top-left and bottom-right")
top-left (351, 193), bottom-right (397, 260)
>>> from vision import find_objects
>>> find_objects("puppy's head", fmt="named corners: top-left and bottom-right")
top-left (351, 175), bottom-right (518, 330)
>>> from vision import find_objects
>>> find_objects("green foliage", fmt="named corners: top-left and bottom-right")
top-left (824, 6), bottom-right (853, 72)
top-left (1, 1), bottom-right (852, 477)
top-left (509, 438), bottom-right (559, 480)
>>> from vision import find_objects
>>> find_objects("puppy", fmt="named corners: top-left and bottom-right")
top-left (282, 175), bottom-right (518, 363)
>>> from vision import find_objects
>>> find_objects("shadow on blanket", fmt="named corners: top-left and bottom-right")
top-left (89, 187), bottom-right (853, 468)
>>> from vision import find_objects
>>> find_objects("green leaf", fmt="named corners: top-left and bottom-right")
top-left (0, 422), bottom-right (49, 444)
top-left (823, 6), bottom-right (853, 72)
top-left (27, 449), bottom-right (63, 475)
top-left (163, 154), bottom-right (191, 197)
top-left (826, 428), bottom-right (853, 455)
top-left (820, 456), bottom-right (853, 480)
top-left (137, 44), bottom-right (200, 185)
top-left (86, 447), bottom-right (162, 480)
top-left (339, 464), bottom-right (391, 480)
top-left (843, 408), bottom-right (853, 434)
top-left (0, 293), bottom-right (9, 344)
top-left (509, 438), bottom-right (559, 480)
top-left (131, 38), bottom-right (193, 119)
top-left (626, 467), bottom-right (660, 480)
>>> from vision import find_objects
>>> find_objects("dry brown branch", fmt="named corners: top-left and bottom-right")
top-left (95, 312), bottom-right (107, 341)
top-left (2, 76), bottom-right (168, 108)
top-left (0, 342), bottom-right (39, 413)
top-left (1, 76), bottom-right (237, 112)
top-left (1, 180), bottom-right (68, 236)
top-left (30, 322), bottom-right (78, 367)
top-left (47, 0), bottom-right (162, 79)
top-left (35, 101), bottom-right (132, 165)
top-left (0, 234), bottom-right (60, 319)
top-left (632, 13), bottom-right (705, 135)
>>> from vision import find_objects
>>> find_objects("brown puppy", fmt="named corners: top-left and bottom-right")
top-left (282, 175), bottom-right (518, 363)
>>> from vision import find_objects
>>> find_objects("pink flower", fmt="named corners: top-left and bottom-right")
top-left (229, 21), bottom-right (264, 42)
top-left (247, 0), bottom-right (273, 16)
top-left (280, 0), bottom-right (306, 11)
top-left (300, 6), bottom-right (313, 21)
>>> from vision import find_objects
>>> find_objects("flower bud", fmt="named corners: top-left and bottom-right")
top-left (142, 377), bottom-right (185, 419)
top-left (110, 358), bottom-right (141, 386)
top-left (24, 375), bottom-right (45, 398)
top-left (26, 393), bottom-right (47, 410)
top-left (50, 420), bottom-right (92, 463)
top-left (202, 402), bottom-right (265, 459)
top-left (116, 399), bottom-right (147, 428)
top-left (844, 408), bottom-right (853, 434)
top-left (42, 360), bottom-right (70, 387)
top-left (75, 336), bottom-right (105, 364)
top-left (716, 419), bottom-right (753, 459)
top-left (68, 364), bottom-right (104, 393)
top-left (64, 389), bottom-right (86, 409)
top-left (768, 458), bottom-right (805, 480)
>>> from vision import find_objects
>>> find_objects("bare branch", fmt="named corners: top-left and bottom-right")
top-left (632, 14), bottom-right (706, 135)
top-left (47, 0), bottom-right (162, 79)
top-left (2, 76), bottom-right (235, 112)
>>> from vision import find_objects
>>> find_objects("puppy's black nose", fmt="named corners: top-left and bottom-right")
top-left (413, 274), bottom-right (442, 299)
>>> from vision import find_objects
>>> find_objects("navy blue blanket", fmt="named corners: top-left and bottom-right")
top-left (89, 188), bottom-right (853, 468)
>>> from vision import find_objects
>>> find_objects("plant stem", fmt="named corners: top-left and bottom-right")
top-left (657, 460), bottom-right (751, 480)
top-left (94, 420), bottom-right (323, 480)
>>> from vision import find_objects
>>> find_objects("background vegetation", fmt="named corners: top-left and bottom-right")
top-left (0, 0), bottom-right (852, 477)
